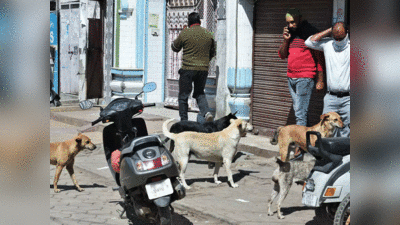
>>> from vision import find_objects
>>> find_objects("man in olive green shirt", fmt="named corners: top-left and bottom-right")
top-left (171, 12), bottom-right (216, 121)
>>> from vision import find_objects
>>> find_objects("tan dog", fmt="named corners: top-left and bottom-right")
top-left (50, 133), bottom-right (96, 193)
top-left (163, 118), bottom-right (253, 189)
top-left (270, 112), bottom-right (344, 162)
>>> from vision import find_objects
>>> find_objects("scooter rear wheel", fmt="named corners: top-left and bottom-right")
top-left (158, 206), bottom-right (172, 225)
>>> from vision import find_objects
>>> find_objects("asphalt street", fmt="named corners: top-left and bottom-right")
top-left (50, 118), bottom-right (323, 225)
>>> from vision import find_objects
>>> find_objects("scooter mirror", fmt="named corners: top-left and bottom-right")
top-left (79, 100), bottom-right (94, 110)
top-left (142, 82), bottom-right (157, 93)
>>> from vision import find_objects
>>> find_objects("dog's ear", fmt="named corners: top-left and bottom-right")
top-left (233, 111), bottom-right (238, 116)
top-left (320, 113), bottom-right (330, 121)
top-left (75, 137), bottom-right (82, 145)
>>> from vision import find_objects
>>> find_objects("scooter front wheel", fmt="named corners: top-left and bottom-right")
top-left (158, 205), bottom-right (172, 225)
top-left (334, 193), bottom-right (350, 225)
top-left (315, 203), bottom-right (335, 223)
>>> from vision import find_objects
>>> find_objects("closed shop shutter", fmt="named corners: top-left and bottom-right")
top-left (252, 0), bottom-right (333, 136)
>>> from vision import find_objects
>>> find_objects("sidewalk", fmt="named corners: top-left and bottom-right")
top-left (50, 103), bottom-right (280, 158)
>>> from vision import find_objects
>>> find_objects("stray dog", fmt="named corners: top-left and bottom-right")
top-left (270, 112), bottom-right (343, 162)
top-left (167, 112), bottom-right (238, 169)
top-left (267, 156), bottom-right (315, 219)
top-left (50, 133), bottom-right (96, 193)
top-left (167, 112), bottom-right (238, 152)
top-left (162, 118), bottom-right (253, 189)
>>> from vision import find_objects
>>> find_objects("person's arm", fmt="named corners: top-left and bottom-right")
top-left (210, 38), bottom-right (216, 59)
top-left (309, 27), bottom-right (332, 42)
top-left (278, 26), bottom-right (291, 59)
top-left (314, 50), bottom-right (325, 91)
top-left (171, 31), bottom-right (183, 53)
top-left (305, 29), bottom-right (331, 51)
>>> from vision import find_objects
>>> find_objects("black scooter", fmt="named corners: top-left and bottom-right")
top-left (91, 83), bottom-right (185, 224)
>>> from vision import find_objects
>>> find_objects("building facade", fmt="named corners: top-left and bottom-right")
top-left (214, 0), bottom-right (349, 135)
top-left (111, 0), bottom-right (167, 103)
top-left (56, 0), bottom-right (114, 103)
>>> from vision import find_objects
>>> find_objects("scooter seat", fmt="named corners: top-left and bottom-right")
top-left (318, 137), bottom-right (350, 156)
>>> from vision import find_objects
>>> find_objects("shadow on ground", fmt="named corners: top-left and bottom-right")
top-left (109, 201), bottom-right (197, 225)
top-left (187, 152), bottom-right (248, 165)
top-left (49, 183), bottom-right (106, 192)
top-left (305, 216), bottom-right (334, 225)
top-left (185, 170), bottom-right (259, 187)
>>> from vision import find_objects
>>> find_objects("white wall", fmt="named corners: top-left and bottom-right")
top-left (237, 1), bottom-right (253, 69)
top-left (226, 0), bottom-right (253, 70)
top-left (87, 0), bottom-right (100, 19)
top-left (118, 0), bottom-right (137, 68)
top-left (145, 0), bottom-right (165, 103)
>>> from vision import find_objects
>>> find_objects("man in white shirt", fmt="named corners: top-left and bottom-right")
top-left (305, 22), bottom-right (350, 137)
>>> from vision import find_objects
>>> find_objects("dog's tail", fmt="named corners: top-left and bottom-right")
top-left (162, 119), bottom-right (178, 141)
top-left (270, 127), bottom-right (282, 145)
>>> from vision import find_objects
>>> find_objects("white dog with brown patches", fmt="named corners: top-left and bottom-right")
top-left (163, 118), bottom-right (253, 189)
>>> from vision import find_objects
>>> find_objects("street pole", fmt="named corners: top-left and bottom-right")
top-left (215, 0), bottom-right (229, 119)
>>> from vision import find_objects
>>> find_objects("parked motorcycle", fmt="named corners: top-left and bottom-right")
top-left (91, 82), bottom-right (186, 224)
top-left (302, 131), bottom-right (350, 225)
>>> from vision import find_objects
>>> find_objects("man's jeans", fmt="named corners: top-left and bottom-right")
top-left (288, 78), bottom-right (315, 126)
top-left (178, 69), bottom-right (210, 121)
top-left (323, 93), bottom-right (350, 137)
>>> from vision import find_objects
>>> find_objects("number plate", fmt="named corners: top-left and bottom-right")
top-left (145, 178), bottom-right (174, 200)
top-left (302, 192), bottom-right (318, 207)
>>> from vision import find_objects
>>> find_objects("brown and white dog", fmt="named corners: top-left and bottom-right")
top-left (50, 133), bottom-right (96, 193)
top-left (270, 112), bottom-right (344, 162)
top-left (163, 118), bottom-right (253, 189)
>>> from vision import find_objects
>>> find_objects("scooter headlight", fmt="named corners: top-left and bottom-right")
top-left (136, 160), bottom-right (144, 171)
top-left (143, 160), bottom-right (155, 170)
top-left (135, 157), bottom-right (163, 171)
top-left (305, 178), bottom-right (315, 191)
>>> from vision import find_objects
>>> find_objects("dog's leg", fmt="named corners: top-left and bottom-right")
top-left (213, 162), bottom-right (222, 185)
top-left (223, 158), bottom-right (238, 188)
top-left (66, 162), bottom-right (84, 192)
top-left (267, 182), bottom-right (280, 216)
top-left (53, 164), bottom-right (64, 193)
top-left (178, 156), bottom-right (191, 189)
top-left (276, 179), bottom-right (292, 219)
top-left (169, 140), bottom-right (175, 153)
top-left (279, 143), bottom-right (291, 162)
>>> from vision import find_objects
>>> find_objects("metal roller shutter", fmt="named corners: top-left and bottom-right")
top-left (252, 0), bottom-right (332, 136)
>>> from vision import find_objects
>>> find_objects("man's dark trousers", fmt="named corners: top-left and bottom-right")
top-left (178, 69), bottom-right (210, 121)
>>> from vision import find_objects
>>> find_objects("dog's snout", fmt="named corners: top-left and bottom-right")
top-left (89, 144), bottom-right (97, 150)
top-left (247, 123), bottom-right (254, 131)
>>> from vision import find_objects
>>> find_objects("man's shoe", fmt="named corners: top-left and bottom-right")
top-left (205, 112), bottom-right (214, 122)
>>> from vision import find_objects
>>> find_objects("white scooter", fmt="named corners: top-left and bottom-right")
top-left (302, 131), bottom-right (350, 225)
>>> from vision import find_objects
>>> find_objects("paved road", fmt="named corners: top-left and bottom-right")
top-left (50, 120), bottom-right (322, 225)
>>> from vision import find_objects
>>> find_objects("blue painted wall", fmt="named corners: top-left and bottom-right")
top-left (50, 12), bottom-right (58, 94)
top-left (227, 67), bottom-right (252, 95)
top-left (136, 0), bottom-right (145, 69)
top-left (144, 0), bottom-right (149, 102)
